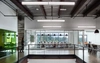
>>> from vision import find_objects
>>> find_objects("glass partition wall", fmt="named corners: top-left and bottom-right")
top-left (24, 30), bottom-right (87, 55)
top-left (0, 29), bottom-right (16, 58)
top-left (25, 30), bottom-right (86, 46)
top-left (25, 30), bottom-right (69, 44)
top-left (78, 31), bottom-right (87, 46)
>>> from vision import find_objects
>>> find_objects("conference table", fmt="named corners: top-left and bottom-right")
top-left (37, 43), bottom-right (74, 48)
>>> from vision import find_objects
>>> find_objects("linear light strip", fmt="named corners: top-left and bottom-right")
top-left (37, 20), bottom-right (65, 22)
top-left (60, 9), bottom-right (67, 11)
top-left (22, 2), bottom-right (75, 5)
top-left (78, 26), bottom-right (96, 28)
top-left (43, 26), bottom-right (61, 28)
top-left (22, 2), bottom-right (48, 5)
top-left (49, 2), bottom-right (75, 5)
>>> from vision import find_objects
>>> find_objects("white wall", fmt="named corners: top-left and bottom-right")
top-left (0, 13), bottom-right (17, 31)
top-left (85, 31), bottom-right (100, 45)
top-left (68, 31), bottom-right (79, 44)
top-left (0, 2), bottom-right (18, 44)
top-left (73, 31), bottom-right (79, 44)
top-left (68, 31), bottom-right (74, 44)
top-left (0, 1), bottom-right (17, 31)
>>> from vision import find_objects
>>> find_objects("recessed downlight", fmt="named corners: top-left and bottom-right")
top-left (36, 8), bottom-right (39, 10)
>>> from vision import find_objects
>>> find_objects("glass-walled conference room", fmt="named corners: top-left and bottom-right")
top-left (37, 31), bottom-right (68, 43)
top-left (25, 30), bottom-right (87, 45)
top-left (24, 29), bottom-right (100, 50)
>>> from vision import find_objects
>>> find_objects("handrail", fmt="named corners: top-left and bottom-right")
top-left (17, 44), bottom-right (88, 63)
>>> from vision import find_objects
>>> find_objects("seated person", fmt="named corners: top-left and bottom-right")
top-left (45, 42), bottom-right (49, 48)
top-left (60, 42), bottom-right (63, 48)
top-left (84, 42), bottom-right (88, 47)
top-left (40, 41), bottom-right (44, 48)
top-left (56, 42), bottom-right (58, 47)
top-left (37, 42), bottom-right (40, 48)
top-left (39, 41), bottom-right (42, 48)
top-left (53, 42), bottom-right (56, 48)
top-left (50, 42), bottom-right (53, 47)
top-left (88, 42), bottom-right (92, 52)
top-left (63, 42), bottom-right (67, 48)
top-left (44, 41), bottom-right (46, 44)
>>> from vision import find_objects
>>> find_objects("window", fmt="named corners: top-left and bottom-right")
top-left (79, 35), bottom-right (87, 42)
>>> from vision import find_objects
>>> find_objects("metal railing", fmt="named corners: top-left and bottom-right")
top-left (16, 43), bottom-right (100, 63)
top-left (17, 44), bottom-right (88, 63)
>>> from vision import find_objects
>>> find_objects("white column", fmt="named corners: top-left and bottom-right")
top-left (82, 31), bottom-right (85, 46)
top-left (73, 31), bottom-right (79, 44)
top-left (68, 31), bottom-right (79, 44)
top-left (68, 31), bottom-right (74, 44)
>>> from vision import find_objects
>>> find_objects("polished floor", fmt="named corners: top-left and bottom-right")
top-left (0, 53), bottom-right (17, 63)
top-left (28, 59), bottom-right (76, 63)
top-left (0, 49), bottom-right (100, 63)
top-left (0, 50), bottom-right (14, 58)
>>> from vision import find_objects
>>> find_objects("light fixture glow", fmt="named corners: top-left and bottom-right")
top-left (49, 2), bottom-right (75, 5)
top-left (60, 9), bottom-right (67, 11)
top-left (78, 26), bottom-right (96, 28)
top-left (43, 26), bottom-right (61, 28)
top-left (22, 2), bottom-right (75, 5)
top-left (37, 20), bottom-right (65, 22)
top-left (22, 2), bottom-right (48, 5)
top-left (36, 8), bottom-right (39, 10)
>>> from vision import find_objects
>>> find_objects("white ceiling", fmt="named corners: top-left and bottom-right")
top-left (25, 17), bottom-right (100, 31)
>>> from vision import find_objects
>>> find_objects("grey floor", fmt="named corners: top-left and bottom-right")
top-left (28, 59), bottom-right (76, 63)
top-left (0, 49), bottom-right (100, 63)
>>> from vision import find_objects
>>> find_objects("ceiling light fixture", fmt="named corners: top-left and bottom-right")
top-left (94, 29), bottom-right (99, 33)
top-left (36, 8), bottom-right (39, 10)
top-left (54, 34), bottom-right (56, 36)
top-left (37, 20), bottom-right (65, 22)
top-left (78, 26), bottom-right (96, 28)
top-left (22, 2), bottom-right (75, 5)
top-left (60, 9), bottom-right (67, 11)
top-left (49, 2), bottom-right (75, 5)
top-left (22, 2), bottom-right (48, 5)
top-left (94, 14), bottom-right (99, 33)
top-left (43, 26), bottom-right (61, 28)
top-left (66, 34), bottom-right (68, 36)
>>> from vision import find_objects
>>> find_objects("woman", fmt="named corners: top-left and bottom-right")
top-left (88, 42), bottom-right (91, 53)
top-left (21, 37), bottom-right (24, 52)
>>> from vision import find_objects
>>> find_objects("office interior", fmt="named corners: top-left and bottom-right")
top-left (0, 0), bottom-right (100, 63)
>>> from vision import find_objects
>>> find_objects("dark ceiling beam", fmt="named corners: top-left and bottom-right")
top-left (10, 0), bottom-right (34, 19)
top-left (38, 0), bottom-right (47, 19)
top-left (94, 11), bottom-right (100, 18)
top-left (58, 5), bottom-right (61, 18)
top-left (58, 0), bottom-right (64, 18)
top-left (70, 0), bottom-right (87, 17)
top-left (40, 5), bottom-right (47, 19)
top-left (95, 15), bottom-right (99, 18)
top-left (83, 0), bottom-right (100, 17)
top-left (51, 6), bottom-right (53, 17)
